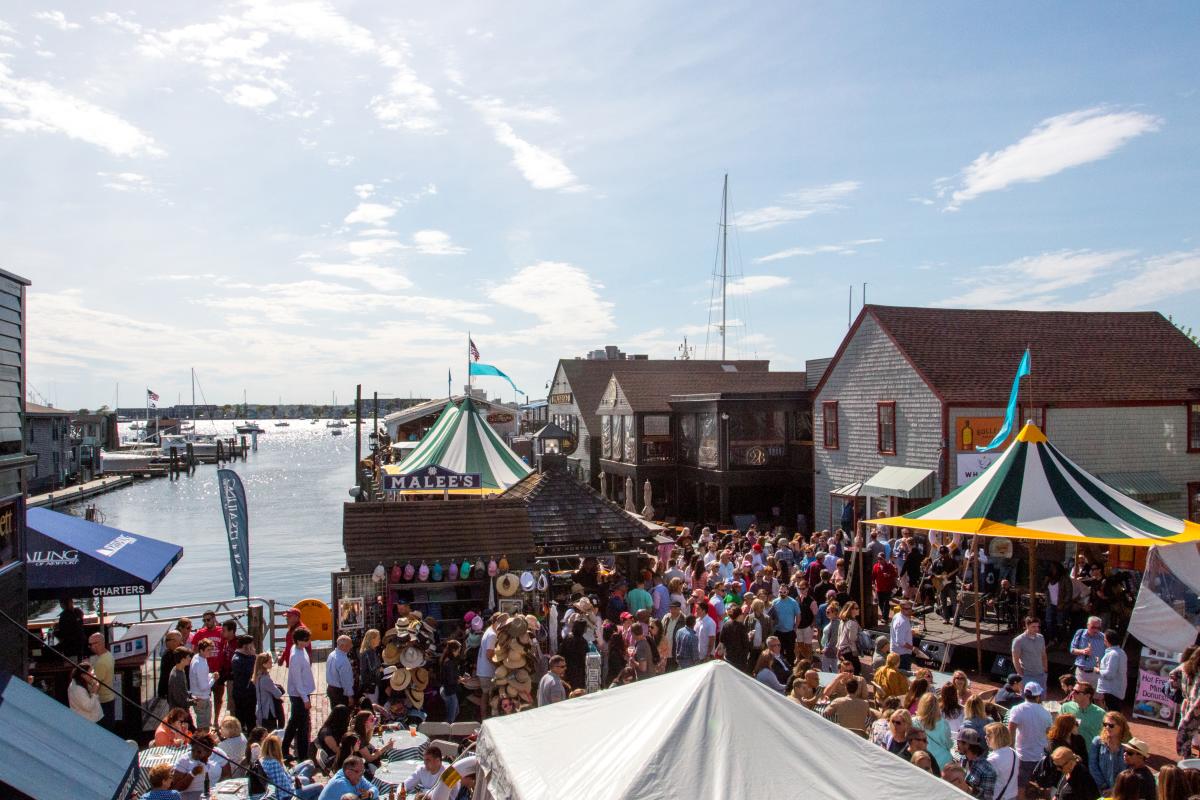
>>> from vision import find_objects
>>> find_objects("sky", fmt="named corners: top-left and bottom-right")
top-left (4, 2), bottom-right (1199, 410)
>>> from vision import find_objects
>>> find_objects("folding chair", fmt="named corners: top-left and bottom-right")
top-left (429, 739), bottom-right (459, 759)
top-left (449, 721), bottom-right (480, 740)
top-left (419, 721), bottom-right (452, 738)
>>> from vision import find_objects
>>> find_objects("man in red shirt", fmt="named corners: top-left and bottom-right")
top-left (278, 608), bottom-right (311, 667)
top-left (872, 557), bottom-right (899, 621)
top-left (213, 619), bottom-right (238, 722)
top-left (191, 611), bottom-right (223, 671)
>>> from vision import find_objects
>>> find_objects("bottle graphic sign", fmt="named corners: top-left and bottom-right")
top-left (961, 419), bottom-right (973, 449)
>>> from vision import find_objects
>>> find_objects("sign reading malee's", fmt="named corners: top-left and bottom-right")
top-left (385, 464), bottom-right (482, 492)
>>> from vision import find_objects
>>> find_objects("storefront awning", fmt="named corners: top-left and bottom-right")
top-left (25, 507), bottom-right (184, 600)
top-left (0, 672), bottom-right (137, 800)
top-left (1097, 471), bottom-right (1181, 503)
top-left (830, 481), bottom-right (864, 497)
top-left (862, 466), bottom-right (936, 500)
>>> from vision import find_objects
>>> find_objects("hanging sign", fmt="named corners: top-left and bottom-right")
top-left (956, 417), bottom-right (1007, 452)
top-left (385, 464), bottom-right (482, 492)
top-left (1133, 646), bottom-right (1181, 724)
top-left (957, 452), bottom-right (999, 486)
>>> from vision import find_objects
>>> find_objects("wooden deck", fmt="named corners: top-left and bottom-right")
top-left (28, 475), bottom-right (135, 508)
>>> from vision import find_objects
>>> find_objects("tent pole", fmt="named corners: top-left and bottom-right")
top-left (973, 534), bottom-right (981, 673)
top-left (1029, 540), bottom-right (1037, 622)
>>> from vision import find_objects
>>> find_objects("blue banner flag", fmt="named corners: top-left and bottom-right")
top-left (216, 468), bottom-right (250, 597)
top-left (469, 362), bottom-right (524, 394)
top-left (977, 348), bottom-right (1031, 452)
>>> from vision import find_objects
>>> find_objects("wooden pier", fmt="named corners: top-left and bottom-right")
top-left (28, 475), bottom-right (135, 509)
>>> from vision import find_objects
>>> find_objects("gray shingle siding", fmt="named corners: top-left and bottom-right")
top-left (1045, 405), bottom-right (1199, 519)
top-left (814, 315), bottom-right (942, 529)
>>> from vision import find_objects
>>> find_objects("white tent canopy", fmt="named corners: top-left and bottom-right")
top-left (474, 660), bottom-right (970, 800)
top-left (1130, 542), bottom-right (1200, 653)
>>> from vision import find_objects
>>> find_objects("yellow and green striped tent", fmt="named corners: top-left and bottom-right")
top-left (870, 423), bottom-right (1200, 546)
top-left (382, 397), bottom-right (531, 496)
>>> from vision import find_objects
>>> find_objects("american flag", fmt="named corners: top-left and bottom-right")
top-left (469, 339), bottom-right (480, 362)
top-left (146, 388), bottom-right (159, 402)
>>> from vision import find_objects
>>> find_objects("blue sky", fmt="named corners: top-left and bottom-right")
top-left (5, 2), bottom-right (1198, 409)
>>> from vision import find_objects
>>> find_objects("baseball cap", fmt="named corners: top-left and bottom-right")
top-left (1005, 673), bottom-right (1022, 685)
top-left (956, 728), bottom-right (982, 747)
top-left (1023, 681), bottom-right (1044, 697)
top-left (669, 600), bottom-right (682, 608)
top-left (619, 611), bottom-right (633, 620)
top-left (285, 607), bottom-right (301, 618)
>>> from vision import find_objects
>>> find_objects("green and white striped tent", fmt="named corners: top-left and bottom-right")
top-left (871, 423), bottom-right (1200, 546)
top-left (382, 398), bottom-right (531, 495)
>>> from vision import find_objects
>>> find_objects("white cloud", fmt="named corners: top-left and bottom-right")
top-left (755, 238), bottom-right (882, 263)
top-left (471, 97), bottom-right (584, 192)
top-left (344, 202), bottom-right (395, 226)
top-left (33, 10), bottom-right (79, 31)
top-left (726, 275), bottom-right (790, 295)
top-left (935, 248), bottom-right (1151, 309)
top-left (489, 261), bottom-right (613, 340)
top-left (353, 183), bottom-right (375, 199)
top-left (348, 238), bottom-right (403, 257)
top-left (413, 230), bottom-right (467, 255)
top-left (369, 67), bottom-right (441, 132)
top-left (942, 107), bottom-right (1162, 210)
top-left (97, 171), bottom-right (152, 192)
top-left (1058, 250), bottom-right (1200, 311)
top-left (0, 62), bottom-right (164, 157)
top-left (326, 154), bottom-right (355, 167)
top-left (91, 12), bottom-right (142, 35)
top-left (309, 262), bottom-right (412, 292)
top-left (225, 84), bottom-right (278, 108)
top-left (735, 180), bottom-right (860, 231)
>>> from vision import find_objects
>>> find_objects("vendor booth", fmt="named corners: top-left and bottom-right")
top-left (473, 660), bottom-right (970, 800)
top-left (25, 507), bottom-right (184, 740)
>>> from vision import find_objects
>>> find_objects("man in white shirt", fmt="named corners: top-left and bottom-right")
top-left (694, 602), bottom-right (717, 660)
top-left (1007, 682), bottom-right (1053, 791)
top-left (282, 628), bottom-right (315, 761)
top-left (189, 639), bottom-right (216, 730)
top-left (889, 600), bottom-right (915, 670)
top-left (403, 746), bottom-right (447, 795)
top-left (477, 613), bottom-right (504, 719)
top-left (325, 635), bottom-right (355, 707)
top-left (172, 734), bottom-right (228, 800)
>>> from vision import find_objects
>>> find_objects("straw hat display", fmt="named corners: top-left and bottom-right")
top-left (383, 610), bottom-right (438, 707)
top-left (495, 573), bottom-right (521, 597)
top-left (488, 614), bottom-right (537, 715)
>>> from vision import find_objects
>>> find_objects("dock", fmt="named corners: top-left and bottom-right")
top-left (28, 475), bottom-right (135, 509)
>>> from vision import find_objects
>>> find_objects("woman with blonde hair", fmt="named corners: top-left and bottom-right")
top-left (913, 692), bottom-right (953, 769)
top-left (951, 670), bottom-right (971, 704)
top-left (874, 652), bottom-right (909, 700)
top-left (985, 722), bottom-right (1019, 800)
top-left (820, 601), bottom-right (841, 672)
top-left (357, 629), bottom-right (382, 702)
top-left (962, 694), bottom-right (991, 745)
top-left (1087, 710), bottom-right (1130, 795)
top-left (835, 601), bottom-right (862, 673)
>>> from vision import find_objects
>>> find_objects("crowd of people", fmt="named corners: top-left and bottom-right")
top-left (59, 521), bottom-right (1199, 800)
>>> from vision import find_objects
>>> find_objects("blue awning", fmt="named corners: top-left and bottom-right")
top-left (0, 671), bottom-right (138, 800)
top-left (25, 507), bottom-right (184, 600)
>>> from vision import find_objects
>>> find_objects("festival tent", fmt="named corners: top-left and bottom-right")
top-left (869, 423), bottom-right (1200, 546)
top-left (1130, 542), bottom-right (1200, 653)
top-left (382, 398), bottom-right (531, 495)
top-left (473, 660), bottom-right (970, 800)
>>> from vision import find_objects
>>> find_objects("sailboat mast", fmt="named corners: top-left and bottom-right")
top-left (191, 368), bottom-right (195, 424)
top-left (720, 173), bottom-right (728, 360)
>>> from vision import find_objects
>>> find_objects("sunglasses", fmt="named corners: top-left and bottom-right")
top-left (1102, 722), bottom-right (1117, 729)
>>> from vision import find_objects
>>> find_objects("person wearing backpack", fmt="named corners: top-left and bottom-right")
top-left (795, 581), bottom-right (818, 661)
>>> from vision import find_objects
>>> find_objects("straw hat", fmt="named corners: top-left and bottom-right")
top-left (410, 667), bottom-right (430, 691)
top-left (505, 615), bottom-right (529, 639)
top-left (389, 667), bottom-right (411, 692)
top-left (519, 571), bottom-right (535, 592)
top-left (494, 664), bottom-right (510, 679)
top-left (509, 669), bottom-right (532, 693)
top-left (495, 573), bottom-right (520, 597)
top-left (503, 649), bottom-right (526, 670)
top-left (399, 646), bottom-right (424, 669)
top-left (574, 597), bottom-right (594, 614)
top-left (382, 641), bottom-right (402, 666)
top-left (407, 686), bottom-right (424, 707)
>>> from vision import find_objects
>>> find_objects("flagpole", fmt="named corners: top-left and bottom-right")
top-left (466, 331), bottom-right (472, 397)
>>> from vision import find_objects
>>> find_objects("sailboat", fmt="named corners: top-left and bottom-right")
top-left (327, 391), bottom-right (348, 430)
top-left (160, 368), bottom-right (219, 456)
top-left (274, 396), bottom-right (290, 427)
top-left (236, 389), bottom-right (264, 434)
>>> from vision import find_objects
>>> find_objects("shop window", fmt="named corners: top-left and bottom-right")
top-left (641, 414), bottom-right (673, 463)
top-left (698, 412), bottom-right (719, 468)
top-left (877, 402), bottom-right (896, 455)
top-left (678, 414), bottom-right (698, 465)
top-left (623, 415), bottom-right (635, 462)
top-left (612, 415), bottom-right (624, 462)
top-left (822, 402), bottom-right (839, 450)
top-left (601, 415), bottom-right (612, 458)
top-left (789, 410), bottom-right (813, 444)
top-left (1189, 403), bottom-right (1200, 453)
top-left (729, 410), bottom-right (787, 468)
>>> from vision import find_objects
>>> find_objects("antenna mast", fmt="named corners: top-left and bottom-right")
top-left (720, 173), bottom-right (729, 360)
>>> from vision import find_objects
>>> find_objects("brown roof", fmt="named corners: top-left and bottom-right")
top-left (342, 499), bottom-right (535, 573)
top-left (557, 358), bottom-right (769, 433)
top-left (605, 371), bottom-right (808, 413)
top-left (824, 305), bottom-right (1200, 404)
top-left (502, 461), bottom-right (651, 554)
top-left (25, 402), bottom-right (70, 417)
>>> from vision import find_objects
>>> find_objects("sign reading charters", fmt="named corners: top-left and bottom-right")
top-left (385, 464), bottom-right (482, 492)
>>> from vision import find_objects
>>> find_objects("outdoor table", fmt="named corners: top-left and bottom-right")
top-left (371, 760), bottom-right (423, 793)
top-left (135, 745), bottom-right (188, 794)
top-left (372, 730), bottom-right (429, 762)
top-left (210, 777), bottom-right (275, 799)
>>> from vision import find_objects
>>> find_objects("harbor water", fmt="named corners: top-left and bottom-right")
top-left (70, 420), bottom-right (366, 613)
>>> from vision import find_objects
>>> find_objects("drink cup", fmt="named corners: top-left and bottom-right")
top-left (409, 724), bottom-right (417, 737)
